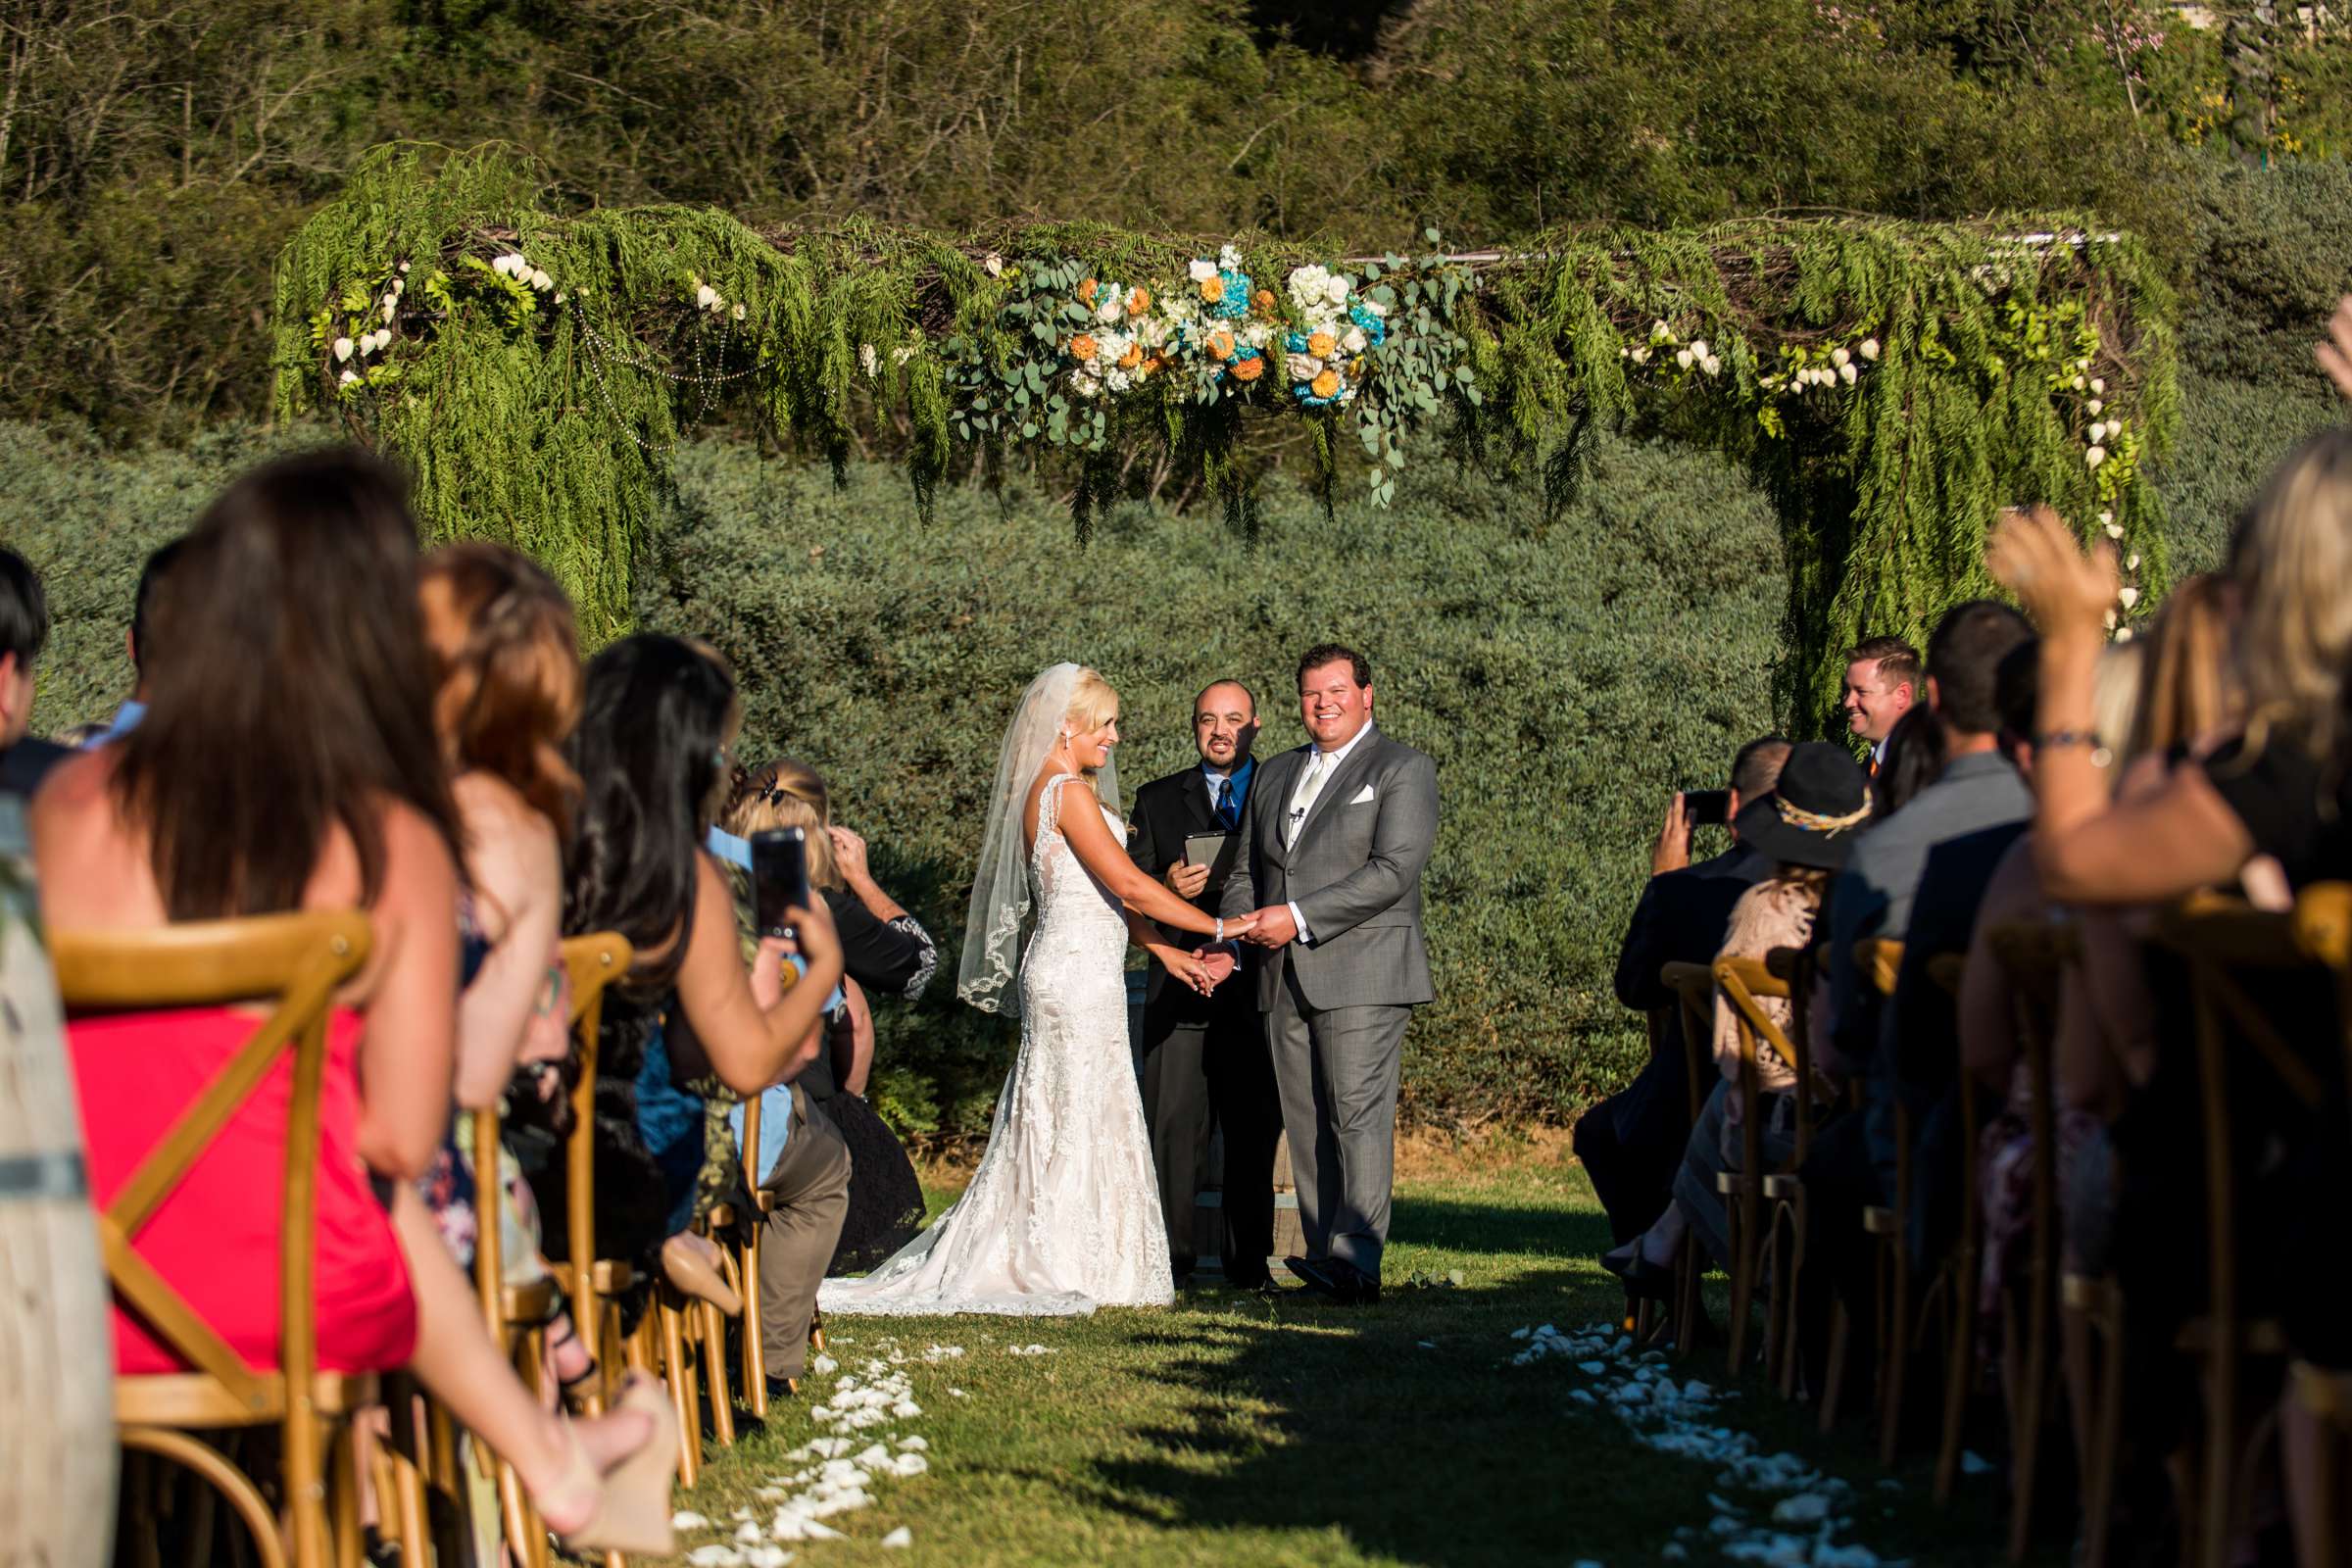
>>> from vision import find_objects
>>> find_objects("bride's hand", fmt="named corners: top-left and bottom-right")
top-left (1221, 912), bottom-right (1257, 941)
top-left (1163, 948), bottom-right (1216, 997)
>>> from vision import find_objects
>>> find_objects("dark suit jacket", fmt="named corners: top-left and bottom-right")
top-left (1130, 761), bottom-right (1254, 1023)
top-left (0, 737), bottom-right (70, 800)
top-left (1611, 843), bottom-right (1772, 1016)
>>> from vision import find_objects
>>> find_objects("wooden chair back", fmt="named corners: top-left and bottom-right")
top-left (1715, 956), bottom-right (1812, 1167)
top-left (51, 910), bottom-right (373, 1568)
top-left (554, 931), bottom-right (634, 1396)
top-left (1659, 961), bottom-right (1716, 1124)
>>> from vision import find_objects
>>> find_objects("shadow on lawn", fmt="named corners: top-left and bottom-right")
top-left (1080, 1265), bottom-right (1672, 1568)
top-left (1388, 1192), bottom-right (1615, 1260)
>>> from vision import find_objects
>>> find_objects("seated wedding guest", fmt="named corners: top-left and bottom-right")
top-left (1841, 634), bottom-right (1920, 778)
top-left (82, 536), bottom-right (185, 748)
top-left (1989, 431), bottom-right (2352, 1557)
top-left (1869, 706), bottom-right (1947, 819)
top-left (413, 542), bottom-right (598, 1381)
top-left (1584, 734), bottom-right (1789, 1250)
top-left (731, 759), bottom-right (939, 1002)
top-left (722, 766), bottom-right (925, 1278)
top-left (1606, 742), bottom-right (1868, 1296)
top-left (535, 636), bottom-right (845, 1337)
top-left (0, 549), bottom-right (68, 797)
top-left (31, 450), bottom-right (673, 1554)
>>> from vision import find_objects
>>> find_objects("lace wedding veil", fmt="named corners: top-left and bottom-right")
top-left (955, 662), bottom-right (1123, 1018)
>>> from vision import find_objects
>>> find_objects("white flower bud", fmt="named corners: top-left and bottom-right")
top-left (530, 270), bottom-right (553, 292)
top-left (1287, 354), bottom-right (1322, 382)
top-left (2086, 445), bottom-right (2107, 468)
top-left (696, 284), bottom-right (718, 310)
top-left (2119, 586), bottom-right (2140, 609)
top-left (2115, 626), bottom-right (2133, 644)
top-left (2089, 376), bottom-right (2106, 395)
top-left (2127, 553), bottom-right (2141, 569)
top-left (398, 261), bottom-right (411, 273)
top-left (2070, 375), bottom-right (2086, 391)
top-left (1838, 362), bottom-right (1857, 384)
top-left (733, 303), bottom-right (747, 320)
top-left (553, 292), bottom-right (565, 306)
top-left (339, 368), bottom-right (360, 386)
top-left (2088, 421), bottom-right (2107, 444)
top-left (2086, 398), bottom-right (2103, 415)
top-left (2097, 510), bottom-right (2113, 525)
top-left (1629, 346), bottom-right (1649, 365)
top-left (858, 343), bottom-right (879, 378)
top-left (1859, 338), bottom-right (1880, 361)
top-left (985, 254), bottom-right (1004, 277)
top-left (1831, 347), bottom-right (1850, 369)
top-left (1690, 338), bottom-right (1711, 360)
top-left (381, 300), bottom-right (396, 323)
top-left (2104, 522), bottom-right (2125, 539)
top-left (1651, 319), bottom-right (1672, 343)
top-left (1675, 348), bottom-right (1694, 370)
top-left (332, 336), bottom-right (354, 363)
top-left (2103, 608), bottom-right (2118, 630)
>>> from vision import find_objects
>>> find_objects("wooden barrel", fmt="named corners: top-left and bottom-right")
top-left (0, 798), bottom-right (116, 1567)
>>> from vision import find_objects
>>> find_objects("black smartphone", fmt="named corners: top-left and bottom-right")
top-left (750, 827), bottom-right (810, 939)
top-left (1682, 789), bottom-right (1731, 826)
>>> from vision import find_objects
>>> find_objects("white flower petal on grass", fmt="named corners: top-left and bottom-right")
top-left (735, 1522), bottom-right (765, 1544)
top-left (685, 1548), bottom-right (745, 1568)
top-left (672, 1510), bottom-right (713, 1530)
top-left (744, 1548), bottom-right (793, 1568)
top-left (810, 1354), bottom-right (838, 1375)
top-left (881, 1527), bottom-right (913, 1548)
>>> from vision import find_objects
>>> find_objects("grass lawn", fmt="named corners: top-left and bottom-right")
top-left (650, 1139), bottom-right (2030, 1567)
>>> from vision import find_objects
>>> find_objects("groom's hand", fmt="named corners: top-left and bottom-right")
top-left (1241, 904), bottom-right (1298, 948)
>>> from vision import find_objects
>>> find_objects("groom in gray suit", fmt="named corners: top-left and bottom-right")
top-left (1221, 643), bottom-right (1439, 1305)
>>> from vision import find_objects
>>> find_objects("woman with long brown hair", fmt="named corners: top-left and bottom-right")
top-left (33, 451), bottom-right (674, 1554)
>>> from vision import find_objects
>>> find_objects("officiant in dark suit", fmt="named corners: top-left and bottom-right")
top-left (1130, 678), bottom-right (1283, 1291)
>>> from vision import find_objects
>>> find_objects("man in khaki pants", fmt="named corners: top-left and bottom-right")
top-left (740, 1077), bottom-right (850, 1396)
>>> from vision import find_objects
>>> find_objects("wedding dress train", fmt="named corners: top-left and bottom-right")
top-left (817, 773), bottom-right (1173, 1316)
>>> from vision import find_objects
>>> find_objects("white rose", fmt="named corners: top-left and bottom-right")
top-left (1690, 338), bottom-right (1711, 360)
top-left (2089, 376), bottom-right (2106, 395)
top-left (333, 336), bottom-right (355, 363)
top-left (1365, 297), bottom-right (1388, 318)
top-left (1859, 338), bottom-right (1880, 361)
top-left (697, 284), bottom-right (718, 310)
top-left (1287, 355), bottom-right (1322, 382)
top-left (1343, 326), bottom-right (1368, 354)
top-left (2085, 445), bottom-right (2107, 468)
top-left (1675, 348), bottom-right (1694, 370)
top-left (2118, 586), bottom-right (2139, 609)
top-left (1189, 259), bottom-right (1218, 283)
top-left (1838, 361), bottom-right (1857, 384)
top-left (1322, 275), bottom-right (1349, 307)
top-left (1096, 297), bottom-right (1121, 324)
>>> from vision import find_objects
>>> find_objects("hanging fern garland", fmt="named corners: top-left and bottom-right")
top-left (274, 144), bottom-right (2178, 725)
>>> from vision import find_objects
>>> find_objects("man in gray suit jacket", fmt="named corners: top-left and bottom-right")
top-left (1222, 643), bottom-right (1439, 1304)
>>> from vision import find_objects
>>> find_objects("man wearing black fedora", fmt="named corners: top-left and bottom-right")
top-left (1602, 740), bottom-right (1871, 1299)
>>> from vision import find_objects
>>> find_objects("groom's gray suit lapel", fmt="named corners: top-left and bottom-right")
top-left (1292, 725), bottom-right (1386, 853)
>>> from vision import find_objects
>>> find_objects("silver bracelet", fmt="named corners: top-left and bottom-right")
top-left (1214, 916), bottom-right (1224, 943)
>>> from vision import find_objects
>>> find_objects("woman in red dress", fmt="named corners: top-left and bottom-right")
top-left (32, 450), bottom-right (675, 1556)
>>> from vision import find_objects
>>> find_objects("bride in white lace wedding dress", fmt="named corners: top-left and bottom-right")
top-left (818, 664), bottom-right (1250, 1316)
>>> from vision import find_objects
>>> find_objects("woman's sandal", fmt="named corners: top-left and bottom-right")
top-left (533, 1373), bottom-right (679, 1558)
top-left (662, 1231), bottom-right (744, 1317)
top-left (546, 1309), bottom-right (599, 1396)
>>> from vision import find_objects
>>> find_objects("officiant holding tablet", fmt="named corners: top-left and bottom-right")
top-left (1130, 678), bottom-right (1283, 1291)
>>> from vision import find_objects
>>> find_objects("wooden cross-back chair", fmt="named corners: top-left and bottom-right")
top-left (1712, 955), bottom-right (1817, 1386)
top-left (2286, 885), bottom-right (2352, 1568)
top-left (1659, 960), bottom-right (1717, 1359)
top-left (731, 970), bottom-right (827, 1407)
top-left (2152, 892), bottom-right (2339, 1568)
top-left (52, 910), bottom-right (375, 1568)
top-left (1981, 919), bottom-right (2076, 1560)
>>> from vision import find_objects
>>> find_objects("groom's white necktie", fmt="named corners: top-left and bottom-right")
top-left (1285, 751), bottom-right (1333, 850)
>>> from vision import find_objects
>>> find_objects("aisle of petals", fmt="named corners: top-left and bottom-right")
top-left (1510, 1322), bottom-right (1903, 1568)
top-left (668, 1335), bottom-right (960, 1564)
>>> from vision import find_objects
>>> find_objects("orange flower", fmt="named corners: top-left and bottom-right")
top-left (1308, 331), bottom-right (1337, 358)
top-left (1126, 286), bottom-right (1151, 316)
top-left (1205, 328), bottom-right (1235, 361)
top-left (1071, 334), bottom-right (1098, 362)
top-left (1311, 368), bottom-right (1341, 399)
top-left (1252, 289), bottom-right (1276, 317)
top-left (1078, 277), bottom-right (1099, 306)
top-left (1118, 342), bottom-right (1143, 368)
top-left (1232, 354), bottom-right (1265, 382)
top-left (1199, 276), bottom-right (1224, 304)
top-left (1142, 356), bottom-right (1163, 375)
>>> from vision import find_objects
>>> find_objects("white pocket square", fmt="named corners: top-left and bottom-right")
top-left (1348, 785), bottom-right (1377, 805)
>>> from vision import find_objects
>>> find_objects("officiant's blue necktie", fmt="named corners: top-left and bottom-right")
top-left (1217, 777), bottom-right (1239, 830)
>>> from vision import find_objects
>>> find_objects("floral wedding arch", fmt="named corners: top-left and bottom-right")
top-left (272, 144), bottom-right (2178, 727)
